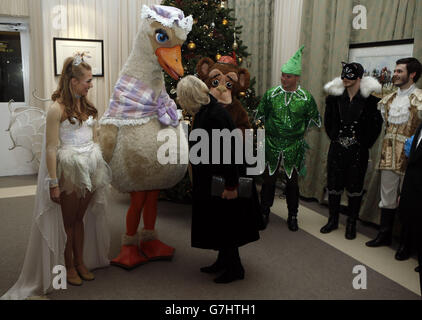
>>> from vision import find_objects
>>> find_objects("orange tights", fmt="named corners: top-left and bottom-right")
top-left (126, 190), bottom-right (159, 236)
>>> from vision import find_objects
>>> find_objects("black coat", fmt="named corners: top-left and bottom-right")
top-left (399, 123), bottom-right (422, 293)
top-left (325, 91), bottom-right (382, 149)
top-left (399, 123), bottom-right (422, 220)
top-left (190, 95), bottom-right (260, 250)
top-left (324, 91), bottom-right (383, 192)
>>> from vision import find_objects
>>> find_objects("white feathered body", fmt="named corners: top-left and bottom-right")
top-left (100, 18), bottom-right (188, 193)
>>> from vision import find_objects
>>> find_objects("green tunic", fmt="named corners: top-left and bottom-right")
top-left (256, 85), bottom-right (321, 177)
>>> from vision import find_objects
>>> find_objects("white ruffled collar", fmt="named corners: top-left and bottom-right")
top-left (388, 85), bottom-right (415, 125)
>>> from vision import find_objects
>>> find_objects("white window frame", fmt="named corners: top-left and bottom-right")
top-left (0, 17), bottom-right (30, 105)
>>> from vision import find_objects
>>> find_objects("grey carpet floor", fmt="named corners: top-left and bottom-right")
top-left (0, 187), bottom-right (419, 300)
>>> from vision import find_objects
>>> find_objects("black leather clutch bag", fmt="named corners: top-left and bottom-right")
top-left (211, 176), bottom-right (253, 198)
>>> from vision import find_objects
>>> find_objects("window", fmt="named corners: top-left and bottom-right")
top-left (0, 18), bottom-right (30, 104)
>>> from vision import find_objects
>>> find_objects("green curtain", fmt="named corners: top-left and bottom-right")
top-left (299, 0), bottom-right (422, 225)
top-left (229, 0), bottom-right (274, 96)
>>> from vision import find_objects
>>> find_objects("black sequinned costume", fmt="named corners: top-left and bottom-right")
top-left (325, 90), bottom-right (382, 196)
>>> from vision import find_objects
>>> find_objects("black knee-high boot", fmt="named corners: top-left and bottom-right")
top-left (321, 194), bottom-right (341, 234)
top-left (214, 247), bottom-right (245, 284)
top-left (286, 173), bottom-right (299, 232)
top-left (395, 222), bottom-right (412, 261)
top-left (260, 181), bottom-right (276, 226)
top-left (365, 208), bottom-right (395, 247)
top-left (345, 195), bottom-right (362, 240)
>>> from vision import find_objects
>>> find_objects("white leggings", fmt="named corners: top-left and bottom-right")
top-left (378, 170), bottom-right (404, 209)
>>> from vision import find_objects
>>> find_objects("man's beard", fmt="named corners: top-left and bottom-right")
top-left (392, 74), bottom-right (410, 87)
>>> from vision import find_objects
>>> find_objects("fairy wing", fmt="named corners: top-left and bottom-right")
top-left (6, 100), bottom-right (46, 166)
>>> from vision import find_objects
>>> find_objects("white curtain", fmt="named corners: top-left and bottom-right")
top-left (0, 0), bottom-right (29, 16)
top-left (271, 0), bottom-right (303, 87)
top-left (229, 0), bottom-right (274, 96)
top-left (26, 0), bottom-right (161, 115)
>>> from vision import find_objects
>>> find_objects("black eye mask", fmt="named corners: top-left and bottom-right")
top-left (341, 62), bottom-right (364, 80)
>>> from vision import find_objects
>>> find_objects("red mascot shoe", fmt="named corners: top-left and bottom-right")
top-left (111, 234), bottom-right (149, 269)
top-left (140, 239), bottom-right (175, 260)
top-left (139, 229), bottom-right (175, 260)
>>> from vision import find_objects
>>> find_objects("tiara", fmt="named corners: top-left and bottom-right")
top-left (73, 51), bottom-right (91, 66)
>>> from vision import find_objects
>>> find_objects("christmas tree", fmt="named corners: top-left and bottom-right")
top-left (159, 0), bottom-right (261, 203)
top-left (161, 0), bottom-right (260, 118)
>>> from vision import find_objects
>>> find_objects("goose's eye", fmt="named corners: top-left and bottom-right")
top-left (155, 29), bottom-right (169, 43)
top-left (212, 79), bottom-right (219, 87)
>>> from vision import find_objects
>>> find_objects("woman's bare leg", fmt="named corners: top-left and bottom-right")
top-left (60, 191), bottom-right (79, 277)
top-left (73, 190), bottom-right (94, 273)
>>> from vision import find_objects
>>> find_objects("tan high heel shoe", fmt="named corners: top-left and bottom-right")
top-left (75, 265), bottom-right (95, 281)
top-left (67, 268), bottom-right (83, 286)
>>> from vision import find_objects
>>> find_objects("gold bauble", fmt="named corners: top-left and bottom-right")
top-left (216, 53), bottom-right (222, 61)
top-left (209, 32), bottom-right (214, 38)
top-left (232, 42), bottom-right (238, 50)
top-left (238, 57), bottom-right (243, 64)
top-left (239, 91), bottom-right (246, 97)
top-left (193, 18), bottom-right (198, 24)
top-left (188, 42), bottom-right (196, 50)
top-left (222, 19), bottom-right (228, 26)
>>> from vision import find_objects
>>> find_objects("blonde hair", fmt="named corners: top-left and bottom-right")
top-left (52, 56), bottom-right (97, 124)
top-left (176, 75), bottom-right (210, 115)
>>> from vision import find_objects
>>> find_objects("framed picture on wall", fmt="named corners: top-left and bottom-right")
top-left (348, 39), bottom-right (414, 97)
top-left (53, 37), bottom-right (104, 77)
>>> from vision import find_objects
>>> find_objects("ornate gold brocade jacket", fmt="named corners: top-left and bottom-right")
top-left (378, 88), bottom-right (422, 175)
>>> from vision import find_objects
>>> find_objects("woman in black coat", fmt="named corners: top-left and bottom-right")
top-left (177, 75), bottom-right (260, 283)
top-left (398, 122), bottom-right (422, 295)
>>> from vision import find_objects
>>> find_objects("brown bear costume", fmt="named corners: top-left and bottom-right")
top-left (196, 56), bottom-right (251, 133)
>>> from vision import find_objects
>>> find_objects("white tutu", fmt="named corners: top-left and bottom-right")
top-left (57, 142), bottom-right (112, 198)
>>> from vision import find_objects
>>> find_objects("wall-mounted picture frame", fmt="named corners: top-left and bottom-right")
top-left (53, 37), bottom-right (104, 77)
top-left (348, 39), bottom-right (414, 97)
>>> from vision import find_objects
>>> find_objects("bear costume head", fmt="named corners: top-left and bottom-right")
top-left (196, 56), bottom-right (251, 132)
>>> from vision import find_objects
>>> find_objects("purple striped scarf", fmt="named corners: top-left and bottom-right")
top-left (101, 74), bottom-right (179, 127)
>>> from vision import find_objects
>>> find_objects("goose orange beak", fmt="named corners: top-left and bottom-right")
top-left (155, 46), bottom-right (184, 80)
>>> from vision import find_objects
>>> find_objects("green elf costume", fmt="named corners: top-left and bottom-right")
top-left (257, 46), bottom-right (321, 231)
